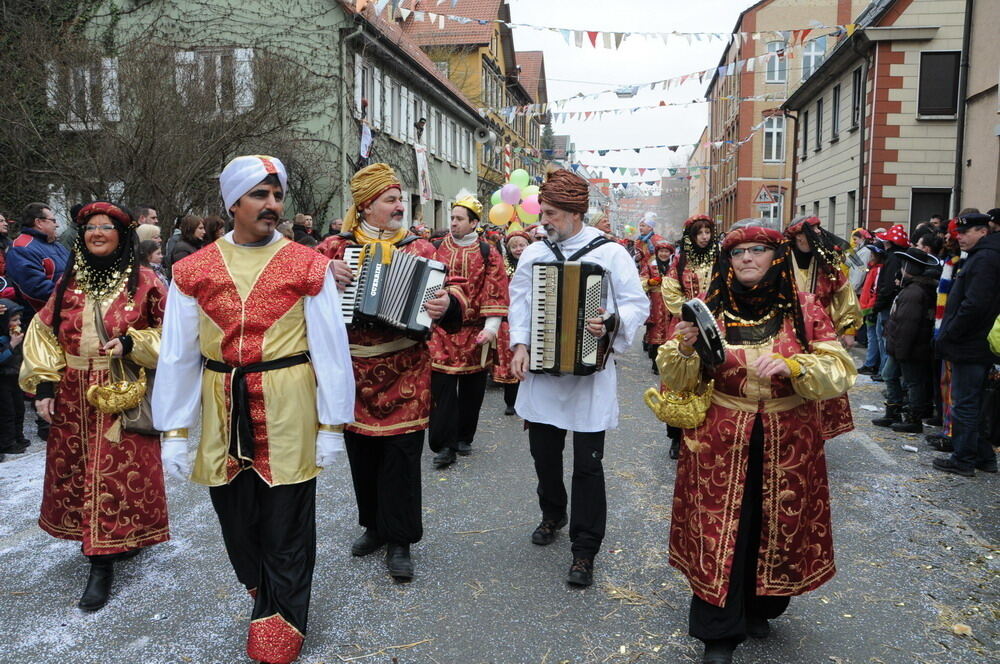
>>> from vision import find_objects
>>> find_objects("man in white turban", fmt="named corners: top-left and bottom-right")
top-left (153, 155), bottom-right (356, 664)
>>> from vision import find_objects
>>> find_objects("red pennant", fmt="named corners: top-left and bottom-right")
top-left (587, 31), bottom-right (599, 47)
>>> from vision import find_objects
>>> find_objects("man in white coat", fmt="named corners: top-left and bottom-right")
top-left (509, 169), bottom-right (649, 587)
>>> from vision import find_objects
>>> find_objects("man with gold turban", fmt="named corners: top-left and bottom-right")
top-left (427, 193), bottom-right (509, 468)
top-left (508, 169), bottom-right (649, 587)
top-left (153, 154), bottom-right (356, 664)
top-left (317, 163), bottom-right (468, 582)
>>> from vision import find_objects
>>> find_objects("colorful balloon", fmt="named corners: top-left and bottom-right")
top-left (491, 189), bottom-right (502, 206)
top-left (500, 183), bottom-right (522, 206)
top-left (521, 195), bottom-right (540, 215)
top-left (510, 169), bottom-right (531, 189)
top-left (516, 206), bottom-right (539, 224)
top-left (489, 203), bottom-right (515, 225)
top-left (523, 185), bottom-right (540, 197)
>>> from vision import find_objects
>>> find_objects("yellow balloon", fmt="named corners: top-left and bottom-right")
top-left (516, 206), bottom-right (539, 224)
top-left (489, 203), bottom-right (515, 225)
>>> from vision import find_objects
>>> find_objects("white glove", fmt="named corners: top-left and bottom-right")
top-left (316, 430), bottom-right (346, 468)
top-left (161, 438), bottom-right (191, 481)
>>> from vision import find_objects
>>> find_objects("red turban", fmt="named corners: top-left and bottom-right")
top-left (539, 169), bottom-right (589, 215)
top-left (784, 216), bottom-right (821, 237)
top-left (76, 201), bottom-right (135, 228)
top-left (684, 214), bottom-right (713, 228)
top-left (721, 225), bottom-right (784, 252)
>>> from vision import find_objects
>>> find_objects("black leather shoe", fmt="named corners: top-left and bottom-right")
top-left (455, 441), bottom-right (472, 456)
top-left (857, 365), bottom-right (876, 375)
top-left (926, 434), bottom-right (953, 452)
top-left (504, 406), bottom-right (516, 416)
top-left (746, 614), bottom-right (770, 638)
top-left (566, 557), bottom-right (593, 587)
top-left (385, 544), bottom-right (413, 581)
top-left (669, 438), bottom-right (680, 460)
top-left (975, 460), bottom-right (998, 473)
top-left (351, 529), bottom-right (385, 556)
top-left (932, 456), bottom-right (974, 477)
top-left (702, 639), bottom-right (737, 663)
top-left (530, 515), bottom-right (567, 545)
top-left (433, 448), bottom-right (457, 468)
top-left (78, 562), bottom-right (114, 611)
top-left (923, 415), bottom-right (943, 427)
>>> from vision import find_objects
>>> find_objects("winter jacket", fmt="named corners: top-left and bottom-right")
top-left (936, 232), bottom-right (1000, 363)
top-left (0, 298), bottom-right (24, 375)
top-left (5, 227), bottom-right (70, 311)
top-left (885, 271), bottom-right (940, 361)
top-left (859, 263), bottom-right (881, 313)
top-left (874, 245), bottom-right (906, 313)
top-left (849, 245), bottom-right (873, 293)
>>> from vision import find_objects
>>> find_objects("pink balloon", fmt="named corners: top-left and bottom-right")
top-left (521, 195), bottom-right (541, 215)
top-left (501, 183), bottom-right (522, 206)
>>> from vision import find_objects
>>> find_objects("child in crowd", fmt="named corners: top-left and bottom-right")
top-left (0, 298), bottom-right (26, 460)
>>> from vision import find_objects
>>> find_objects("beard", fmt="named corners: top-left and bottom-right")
top-left (386, 215), bottom-right (403, 230)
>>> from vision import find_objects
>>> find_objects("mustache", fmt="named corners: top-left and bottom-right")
top-left (391, 211), bottom-right (404, 218)
top-left (257, 210), bottom-right (279, 221)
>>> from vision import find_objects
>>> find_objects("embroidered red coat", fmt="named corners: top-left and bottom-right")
top-left (793, 260), bottom-right (863, 439)
top-left (21, 268), bottom-right (169, 555)
top-left (320, 235), bottom-right (468, 436)
top-left (657, 294), bottom-right (856, 607)
top-left (639, 256), bottom-right (671, 346)
top-left (429, 236), bottom-right (509, 374)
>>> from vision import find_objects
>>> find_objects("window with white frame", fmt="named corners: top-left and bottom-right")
top-left (801, 37), bottom-right (827, 81)
top-left (47, 57), bottom-right (121, 129)
top-left (389, 79), bottom-right (402, 137)
top-left (831, 84), bottom-right (841, 138)
top-left (434, 110), bottom-right (444, 156)
top-left (175, 48), bottom-right (254, 115)
top-left (766, 41), bottom-right (786, 83)
top-left (918, 51), bottom-right (961, 116)
top-left (850, 67), bottom-right (863, 128)
top-left (763, 115), bottom-right (785, 162)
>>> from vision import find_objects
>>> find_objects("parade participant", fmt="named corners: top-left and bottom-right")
top-left (639, 239), bottom-right (675, 373)
top-left (785, 216), bottom-right (862, 440)
top-left (153, 155), bottom-right (355, 664)
top-left (493, 230), bottom-right (531, 414)
top-left (660, 214), bottom-right (719, 459)
top-left (659, 225), bottom-right (855, 664)
top-left (428, 194), bottom-right (509, 468)
top-left (509, 169), bottom-right (648, 587)
top-left (20, 201), bottom-right (169, 612)
top-left (318, 163), bottom-right (466, 581)
top-left (634, 213), bottom-right (664, 266)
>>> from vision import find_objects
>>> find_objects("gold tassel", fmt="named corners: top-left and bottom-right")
top-left (105, 417), bottom-right (122, 444)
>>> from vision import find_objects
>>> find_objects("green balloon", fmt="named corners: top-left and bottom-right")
top-left (491, 189), bottom-right (503, 206)
top-left (523, 185), bottom-right (540, 197)
top-left (510, 169), bottom-right (531, 189)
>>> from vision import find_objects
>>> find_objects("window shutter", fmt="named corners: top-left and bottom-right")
top-left (175, 51), bottom-right (195, 99)
top-left (401, 85), bottom-right (411, 142)
top-left (234, 48), bottom-right (254, 113)
top-left (46, 62), bottom-right (59, 109)
top-left (101, 57), bottom-right (120, 122)
top-left (353, 54), bottom-right (364, 119)
top-left (372, 67), bottom-right (382, 129)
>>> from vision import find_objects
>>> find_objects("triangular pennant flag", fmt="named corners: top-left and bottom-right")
top-left (560, 29), bottom-right (571, 46)
top-left (374, 0), bottom-right (390, 13)
top-left (574, 31), bottom-right (584, 48)
top-left (587, 31), bottom-right (599, 48)
top-left (845, 24), bottom-right (857, 37)
top-left (614, 32), bottom-right (625, 49)
top-left (399, 6), bottom-right (411, 19)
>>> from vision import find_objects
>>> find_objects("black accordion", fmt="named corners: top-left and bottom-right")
top-left (340, 243), bottom-right (447, 339)
top-left (529, 261), bottom-right (612, 375)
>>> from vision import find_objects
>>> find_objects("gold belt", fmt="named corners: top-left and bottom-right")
top-left (349, 337), bottom-right (419, 358)
top-left (711, 391), bottom-right (805, 414)
top-left (65, 354), bottom-right (112, 371)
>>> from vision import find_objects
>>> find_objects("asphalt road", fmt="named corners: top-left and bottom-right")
top-left (0, 345), bottom-right (997, 664)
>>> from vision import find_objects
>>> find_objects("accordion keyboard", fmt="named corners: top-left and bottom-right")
top-left (530, 264), bottom-right (559, 371)
top-left (340, 247), bottom-right (363, 324)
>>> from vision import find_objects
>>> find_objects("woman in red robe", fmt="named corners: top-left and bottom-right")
top-left (20, 202), bottom-right (168, 612)
top-left (658, 225), bottom-right (856, 664)
top-left (639, 239), bottom-right (674, 373)
top-left (493, 231), bottom-right (531, 414)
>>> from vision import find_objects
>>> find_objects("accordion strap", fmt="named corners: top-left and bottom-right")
top-left (543, 236), bottom-right (611, 262)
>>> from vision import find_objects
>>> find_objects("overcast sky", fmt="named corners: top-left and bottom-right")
top-left (506, 0), bottom-right (752, 183)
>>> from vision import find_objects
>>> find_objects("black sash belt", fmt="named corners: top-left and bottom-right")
top-left (204, 353), bottom-right (311, 461)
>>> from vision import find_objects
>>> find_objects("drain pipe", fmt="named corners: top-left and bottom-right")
top-left (952, 0), bottom-right (974, 216)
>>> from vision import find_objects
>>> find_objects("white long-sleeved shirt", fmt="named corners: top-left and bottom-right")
top-left (152, 231), bottom-right (355, 432)
top-left (508, 225), bottom-right (649, 432)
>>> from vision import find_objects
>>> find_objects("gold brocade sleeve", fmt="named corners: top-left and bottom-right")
top-left (127, 326), bottom-right (162, 370)
top-left (656, 339), bottom-right (701, 391)
top-left (790, 340), bottom-right (857, 401)
top-left (19, 316), bottom-right (66, 393)
top-left (660, 276), bottom-right (685, 316)
top-left (830, 281), bottom-right (863, 336)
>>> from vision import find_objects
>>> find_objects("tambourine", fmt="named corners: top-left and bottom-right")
top-left (681, 298), bottom-right (727, 367)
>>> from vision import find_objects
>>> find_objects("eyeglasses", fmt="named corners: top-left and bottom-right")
top-left (84, 224), bottom-right (116, 232)
top-left (38, 216), bottom-right (57, 223)
top-left (729, 245), bottom-right (772, 258)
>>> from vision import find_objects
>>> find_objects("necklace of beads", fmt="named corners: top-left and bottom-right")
top-left (73, 255), bottom-right (133, 307)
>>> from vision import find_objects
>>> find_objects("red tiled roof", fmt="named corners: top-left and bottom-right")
top-left (401, 0), bottom-right (503, 46)
top-left (339, 0), bottom-right (480, 116)
top-left (515, 50), bottom-right (545, 104)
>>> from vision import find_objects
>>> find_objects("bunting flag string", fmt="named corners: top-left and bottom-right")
top-left (498, 94), bottom-right (785, 123)
top-left (359, 1), bottom-right (857, 52)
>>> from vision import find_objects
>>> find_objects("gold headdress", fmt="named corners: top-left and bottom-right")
top-left (453, 195), bottom-right (483, 220)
